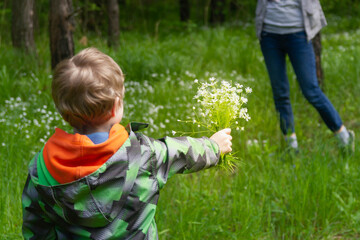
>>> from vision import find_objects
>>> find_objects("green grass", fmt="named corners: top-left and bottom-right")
top-left (0, 19), bottom-right (359, 239)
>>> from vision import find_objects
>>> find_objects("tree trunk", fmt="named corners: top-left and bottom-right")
top-left (49, 0), bottom-right (75, 69)
top-left (107, 0), bottom-right (120, 48)
top-left (179, 0), bottom-right (190, 22)
top-left (312, 33), bottom-right (324, 89)
top-left (209, 0), bottom-right (225, 24)
top-left (11, 0), bottom-right (36, 53)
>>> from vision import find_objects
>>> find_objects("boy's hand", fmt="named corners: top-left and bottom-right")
top-left (210, 128), bottom-right (232, 154)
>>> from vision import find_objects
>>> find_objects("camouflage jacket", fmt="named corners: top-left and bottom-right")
top-left (22, 123), bottom-right (220, 240)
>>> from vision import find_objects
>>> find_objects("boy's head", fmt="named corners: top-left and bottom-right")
top-left (52, 47), bottom-right (125, 131)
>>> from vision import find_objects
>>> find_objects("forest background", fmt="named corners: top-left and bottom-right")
top-left (1, 0), bottom-right (360, 239)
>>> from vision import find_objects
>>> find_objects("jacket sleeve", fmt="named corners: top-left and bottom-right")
top-left (22, 175), bottom-right (56, 240)
top-left (151, 136), bottom-right (220, 189)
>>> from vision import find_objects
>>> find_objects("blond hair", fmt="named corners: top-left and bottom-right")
top-left (52, 47), bottom-right (124, 130)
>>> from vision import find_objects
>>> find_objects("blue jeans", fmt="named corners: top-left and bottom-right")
top-left (260, 31), bottom-right (342, 135)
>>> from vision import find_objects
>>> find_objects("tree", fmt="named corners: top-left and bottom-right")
top-left (49, 0), bottom-right (75, 69)
top-left (107, 0), bottom-right (119, 48)
top-left (179, 0), bottom-right (190, 22)
top-left (11, 0), bottom-right (36, 53)
top-left (312, 33), bottom-right (324, 89)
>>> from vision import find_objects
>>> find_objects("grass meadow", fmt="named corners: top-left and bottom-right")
top-left (0, 17), bottom-right (360, 239)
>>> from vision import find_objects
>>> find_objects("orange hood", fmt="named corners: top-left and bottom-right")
top-left (43, 123), bottom-right (129, 184)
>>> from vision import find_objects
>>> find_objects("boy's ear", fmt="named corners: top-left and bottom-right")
top-left (111, 97), bottom-right (120, 117)
top-left (111, 104), bottom-right (116, 117)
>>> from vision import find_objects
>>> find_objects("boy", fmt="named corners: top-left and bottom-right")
top-left (22, 48), bottom-right (232, 239)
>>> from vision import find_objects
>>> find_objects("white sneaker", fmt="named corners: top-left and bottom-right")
top-left (285, 135), bottom-right (299, 153)
top-left (340, 130), bottom-right (355, 156)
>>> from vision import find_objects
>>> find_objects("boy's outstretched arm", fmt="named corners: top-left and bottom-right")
top-left (150, 128), bottom-right (232, 188)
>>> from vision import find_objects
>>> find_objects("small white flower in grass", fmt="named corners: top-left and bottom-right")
top-left (172, 130), bottom-right (176, 135)
top-left (1, 143), bottom-right (5, 147)
top-left (194, 79), bottom-right (199, 83)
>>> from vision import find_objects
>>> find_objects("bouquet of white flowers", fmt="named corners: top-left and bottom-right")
top-left (177, 77), bottom-right (252, 171)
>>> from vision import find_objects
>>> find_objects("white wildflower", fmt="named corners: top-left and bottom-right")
top-left (241, 97), bottom-right (248, 104)
top-left (244, 114), bottom-right (251, 121)
top-left (239, 108), bottom-right (248, 118)
top-left (245, 87), bottom-right (252, 93)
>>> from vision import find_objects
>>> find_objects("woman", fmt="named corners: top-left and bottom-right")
top-left (255, 0), bottom-right (354, 152)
